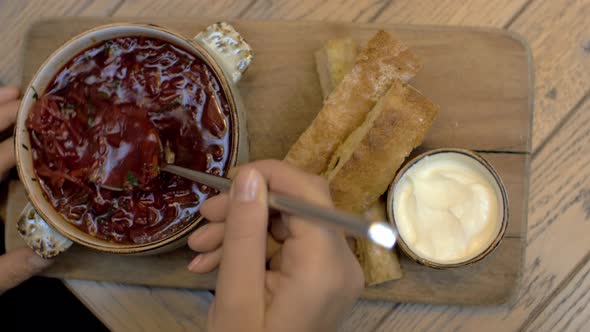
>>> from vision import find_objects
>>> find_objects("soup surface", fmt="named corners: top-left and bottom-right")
top-left (26, 36), bottom-right (232, 244)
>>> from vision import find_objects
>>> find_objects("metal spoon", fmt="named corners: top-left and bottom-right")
top-left (98, 164), bottom-right (396, 248)
top-left (91, 117), bottom-right (397, 248)
top-left (163, 165), bottom-right (397, 248)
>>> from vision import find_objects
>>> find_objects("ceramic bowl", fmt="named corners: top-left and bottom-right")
top-left (14, 22), bottom-right (252, 257)
top-left (386, 148), bottom-right (509, 269)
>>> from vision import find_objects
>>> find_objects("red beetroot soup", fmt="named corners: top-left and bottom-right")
top-left (26, 36), bottom-right (232, 244)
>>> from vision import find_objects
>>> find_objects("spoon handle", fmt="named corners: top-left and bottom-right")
top-left (164, 165), bottom-right (232, 191)
top-left (162, 165), bottom-right (397, 248)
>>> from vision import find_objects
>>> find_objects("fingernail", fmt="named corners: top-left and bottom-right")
top-left (187, 255), bottom-right (202, 272)
top-left (230, 168), bottom-right (260, 202)
top-left (27, 252), bottom-right (52, 271)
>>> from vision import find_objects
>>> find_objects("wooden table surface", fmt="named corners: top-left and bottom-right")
top-left (1, 0), bottom-right (588, 331)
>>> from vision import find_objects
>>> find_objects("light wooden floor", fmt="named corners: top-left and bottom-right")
top-left (1, 0), bottom-right (589, 331)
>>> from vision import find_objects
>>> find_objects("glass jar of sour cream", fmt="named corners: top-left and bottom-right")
top-left (388, 149), bottom-right (508, 268)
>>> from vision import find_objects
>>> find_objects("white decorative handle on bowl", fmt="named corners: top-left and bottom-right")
top-left (17, 204), bottom-right (72, 259)
top-left (194, 22), bottom-right (254, 84)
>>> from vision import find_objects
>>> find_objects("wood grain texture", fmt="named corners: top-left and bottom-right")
top-left (238, 0), bottom-right (393, 22)
top-left (65, 280), bottom-right (212, 332)
top-left (523, 253), bottom-right (590, 332)
top-left (0, 0), bottom-right (121, 85)
top-left (0, 0), bottom-right (586, 331)
top-left (237, 0), bottom-right (529, 26)
top-left (509, 0), bottom-right (590, 149)
top-left (372, 0), bottom-right (531, 27)
top-left (338, 300), bottom-right (396, 331)
top-left (5, 18), bottom-right (531, 305)
top-left (113, 0), bottom-right (252, 18)
top-left (369, 86), bottom-right (590, 332)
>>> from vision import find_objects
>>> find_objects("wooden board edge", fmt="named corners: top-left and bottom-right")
top-left (361, 237), bottom-right (524, 305)
top-left (505, 152), bottom-right (531, 306)
top-left (489, 152), bottom-right (531, 307)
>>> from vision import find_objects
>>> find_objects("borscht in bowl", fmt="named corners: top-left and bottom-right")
top-left (15, 23), bottom-right (251, 255)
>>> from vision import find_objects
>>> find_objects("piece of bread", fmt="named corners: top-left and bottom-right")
top-left (312, 36), bottom-right (407, 286)
top-left (315, 39), bottom-right (358, 100)
top-left (285, 31), bottom-right (421, 174)
top-left (325, 80), bottom-right (439, 213)
top-left (357, 199), bottom-right (404, 285)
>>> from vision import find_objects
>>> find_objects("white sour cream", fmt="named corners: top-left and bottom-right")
top-left (393, 152), bottom-right (502, 264)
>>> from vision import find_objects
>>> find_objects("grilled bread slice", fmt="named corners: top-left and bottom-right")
top-left (325, 80), bottom-right (439, 213)
top-left (285, 31), bottom-right (421, 174)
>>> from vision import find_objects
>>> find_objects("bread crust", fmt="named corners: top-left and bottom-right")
top-left (326, 80), bottom-right (440, 213)
top-left (285, 31), bottom-right (421, 174)
top-left (315, 38), bottom-right (358, 100)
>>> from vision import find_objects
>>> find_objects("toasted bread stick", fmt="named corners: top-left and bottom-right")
top-left (325, 80), bottom-right (439, 212)
top-left (285, 31), bottom-right (421, 174)
top-left (299, 37), bottom-right (410, 286)
top-left (358, 199), bottom-right (404, 285)
top-left (315, 39), bottom-right (358, 100)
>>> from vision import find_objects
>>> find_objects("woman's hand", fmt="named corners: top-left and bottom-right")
top-left (0, 86), bottom-right (19, 178)
top-left (0, 86), bottom-right (52, 295)
top-left (188, 160), bottom-right (364, 331)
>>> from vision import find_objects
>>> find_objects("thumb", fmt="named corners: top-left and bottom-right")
top-left (212, 167), bottom-right (268, 330)
top-left (0, 247), bottom-right (53, 294)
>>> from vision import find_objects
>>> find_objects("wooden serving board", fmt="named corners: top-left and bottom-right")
top-left (6, 17), bottom-right (532, 305)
